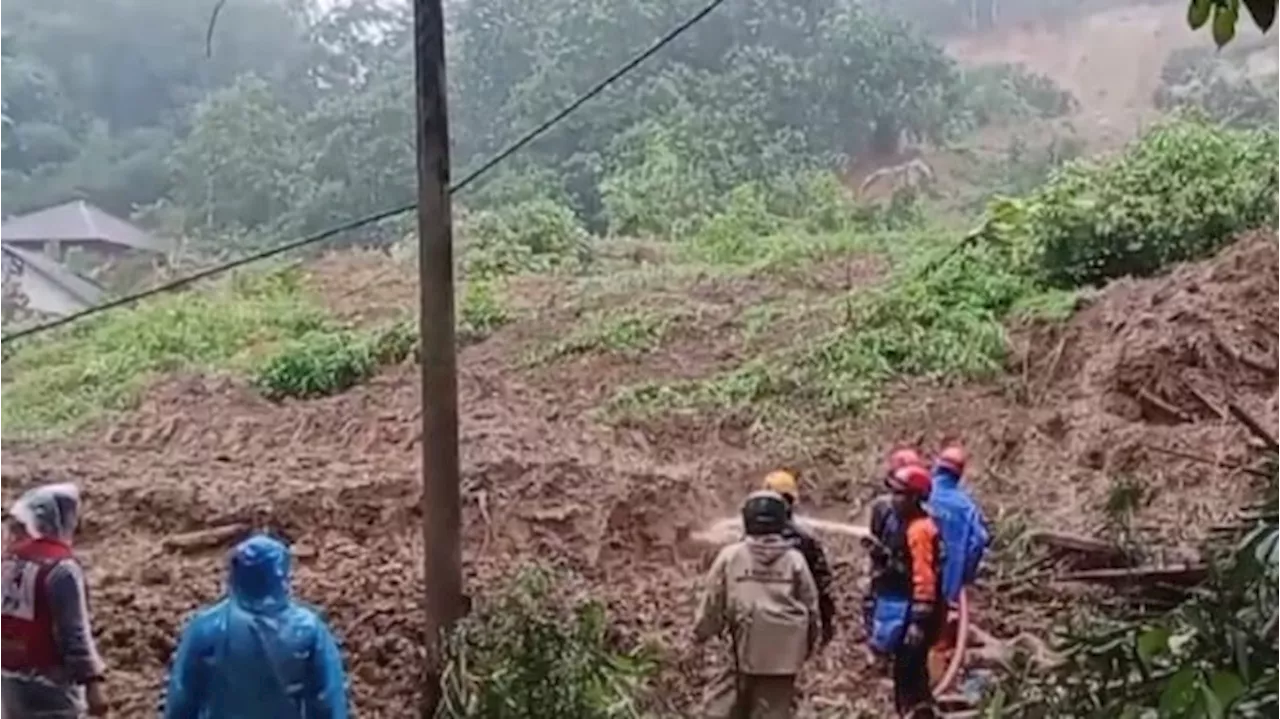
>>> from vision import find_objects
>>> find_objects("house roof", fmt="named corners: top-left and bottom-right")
top-left (1, 200), bottom-right (171, 254)
top-left (2, 245), bottom-right (105, 309)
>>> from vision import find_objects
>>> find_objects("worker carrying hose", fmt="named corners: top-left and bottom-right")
top-left (925, 444), bottom-right (989, 684)
top-left (2, 483), bottom-right (109, 719)
top-left (862, 447), bottom-right (928, 635)
top-left (694, 490), bottom-right (821, 719)
top-left (865, 465), bottom-right (942, 718)
top-left (760, 470), bottom-right (836, 646)
top-left (164, 534), bottom-right (349, 719)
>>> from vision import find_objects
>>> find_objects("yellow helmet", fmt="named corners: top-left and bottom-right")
top-left (762, 470), bottom-right (799, 503)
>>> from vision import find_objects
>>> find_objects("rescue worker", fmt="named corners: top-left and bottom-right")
top-left (865, 465), bottom-right (942, 718)
top-left (694, 491), bottom-right (820, 719)
top-left (924, 445), bottom-right (990, 684)
top-left (1, 483), bottom-right (109, 718)
top-left (862, 447), bottom-right (928, 635)
top-left (761, 470), bottom-right (836, 646)
top-left (164, 534), bottom-right (348, 719)
top-left (928, 444), bottom-right (989, 605)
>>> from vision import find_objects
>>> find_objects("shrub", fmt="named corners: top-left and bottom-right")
top-left (438, 566), bottom-right (655, 719)
top-left (1155, 47), bottom-right (1278, 130)
top-left (1028, 118), bottom-right (1278, 287)
top-left (458, 279), bottom-right (509, 343)
top-left (461, 197), bottom-right (591, 278)
top-left (253, 330), bottom-right (376, 400)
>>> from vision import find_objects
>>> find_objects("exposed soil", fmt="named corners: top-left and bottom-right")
top-left (2, 229), bottom-right (1276, 716)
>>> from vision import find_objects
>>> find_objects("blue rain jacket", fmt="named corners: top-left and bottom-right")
top-left (927, 466), bottom-right (990, 604)
top-left (164, 535), bottom-right (348, 719)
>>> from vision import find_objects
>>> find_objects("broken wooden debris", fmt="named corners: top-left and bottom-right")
top-left (162, 523), bottom-right (250, 553)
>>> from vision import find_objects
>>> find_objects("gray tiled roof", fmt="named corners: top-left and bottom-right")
top-left (1, 200), bottom-right (171, 253)
top-left (2, 245), bottom-right (105, 308)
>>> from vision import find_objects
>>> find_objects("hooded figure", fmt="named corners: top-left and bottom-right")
top-left (927, 446), bottom-right (989, 605)
top-left (164, 534), bottom-right (348, 719)
top-left (694, 491), bottom-right (820, 719)
top-left (2, 483), bottom-right (108, 719)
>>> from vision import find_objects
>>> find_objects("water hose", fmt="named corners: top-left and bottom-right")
top-left (693, 516), bottom-right (974, 690)
top-left (932, 586), bottom-right (970, 696)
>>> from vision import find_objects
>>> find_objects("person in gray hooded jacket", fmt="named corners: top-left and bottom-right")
top-left (693, 491), bottom-right (820, 719)
top-left (2, 483), bottom-right (108, 718)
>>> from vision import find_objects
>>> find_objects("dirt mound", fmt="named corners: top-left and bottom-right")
top-left (990, 231), bottom-right (1278, 545)
top-left (1051, 229), bottom-right (1277, 425)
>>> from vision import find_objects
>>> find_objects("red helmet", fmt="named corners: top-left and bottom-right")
top-left (888, 447), bottom-right (926, 472)
top-left (886, 465), bottom-right (932, 498)
top-left (936, 445), bottom-right (967, 475)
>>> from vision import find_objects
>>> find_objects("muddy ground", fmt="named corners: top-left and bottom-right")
top-left (2, 229), bottom-right (1274, 716)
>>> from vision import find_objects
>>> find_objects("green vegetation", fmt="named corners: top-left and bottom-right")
top-left (1, 268), bottom-right (328, 432)
top-left (438, 567), bottom-right (655, 719)
top-left (607, 117), bottom-right (1278, 422)
top-left (458, 280), bottom-right (511, 344)
top-left (253, 322), bottom-right (415, 400)
top-left (1185, 0), bottom-right (1276, 47)
top-left (1155, 47), bottom-right (1278, 130)
top-left (1026, 118), bottom-right (1277, 287)
top-left (1, 271), bottom-right (418, 430)
top-left (987, 458), bottom-right (1278, 718)
top-left (533, 309), bottom-right (680, 364)
top-left (960, 64), bottom-right (1080, 126)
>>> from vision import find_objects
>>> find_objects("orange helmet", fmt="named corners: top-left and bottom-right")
top-left (888, 447), bottom-right (926, 472)
top-left (935, 445), bottom-right (967, 475)
top-left (886, 465), bottom-right (932, 498)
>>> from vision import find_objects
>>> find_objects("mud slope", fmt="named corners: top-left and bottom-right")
top-left (2, 232), bottom-right (1276, 715)
top-left (947, 4), bottom-right (1198, 114)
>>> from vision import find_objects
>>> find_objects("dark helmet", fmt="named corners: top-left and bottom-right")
top-left (741, 490), bottom-right (789, 537)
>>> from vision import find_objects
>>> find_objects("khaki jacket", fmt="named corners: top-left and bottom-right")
top-left (694, 535), bottom-right (820, 676)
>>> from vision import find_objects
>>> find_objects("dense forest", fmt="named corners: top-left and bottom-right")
top-left (0, 0), bottom-right (1087, 248)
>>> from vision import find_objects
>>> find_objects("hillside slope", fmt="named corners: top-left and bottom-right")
top-left (2, 228), bottom-right (1274, 715)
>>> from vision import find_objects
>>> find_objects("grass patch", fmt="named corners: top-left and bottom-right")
top-left (2, 267), bottom-right (331, 434)
top-left (608, 207), bottom-right (1040, 420)
top-left (531, 308), bottom-right (680, 365)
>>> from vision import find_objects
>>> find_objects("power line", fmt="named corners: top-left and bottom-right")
top-left (2, 0), bottom-right (732, 346)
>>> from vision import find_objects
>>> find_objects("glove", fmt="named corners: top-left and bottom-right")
top-left (903, 622), bottom-right (924, 649)
top-left (86, 680), bottom-right (109, 717)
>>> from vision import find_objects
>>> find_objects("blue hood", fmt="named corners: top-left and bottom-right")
top-left (229, 534), bottom-right (291, 613)
top-left (931, 465), bottom-right (962, 490)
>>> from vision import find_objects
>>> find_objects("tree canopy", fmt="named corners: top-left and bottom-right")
top-left (1, 0), bottom-right (965, 245)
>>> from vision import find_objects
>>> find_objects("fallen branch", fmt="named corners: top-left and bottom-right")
top-left (1227, 401), bottom-right (1278, 451)
top-left (1027, 530), bottom-right (1127, 561)
top-left (162, 523), bottom-right (250, 553)
top-left (1057, 564), bottom-right (1208, 587)
top-left (1136, 388), bottom-right (1190, 423)
top-left (1141, 443), bottom-right (1271, 479)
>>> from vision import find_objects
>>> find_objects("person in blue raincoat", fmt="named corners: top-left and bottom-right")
top-left (927, 445), bottom-right (990, 605)
top-left (164, 534), bottom-right (348, 719)
top-left (923, 445), bottom-right (991, 687)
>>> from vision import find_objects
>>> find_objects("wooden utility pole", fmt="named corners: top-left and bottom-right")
top-left (413, 0), bottom-right (463, 714)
